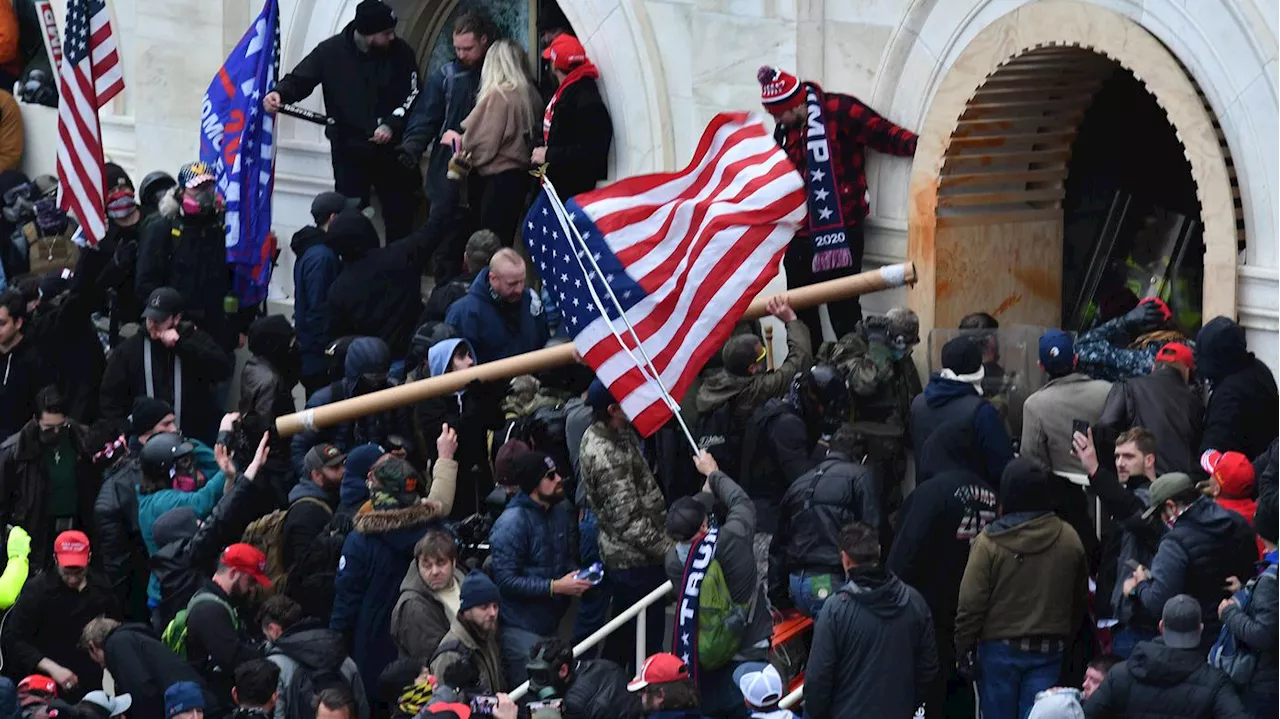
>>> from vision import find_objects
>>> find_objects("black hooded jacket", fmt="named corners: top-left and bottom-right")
top-left (101, 623), bottom-right (210, 719)
top-left (803, 566), bottom-right (938, 719)
top-left (1083, 638), bottom-right (1249, 718)
top-left (266, 620), bottom-right (368, 719)
top-left (769, 451), bottom-right (881, 602)
top-left (93, 453), bottom-right (148, 620)
top-left (151, 474), bottom-right (273, 628)
top-left (1196, 317), bottom-right (1278, 461)
top-left (289, 336), bottom-right (413, 479)
top-left (887, 417), bottom-right (997, 653)
top-left (741, 398), bottom-right (818, 535)
top-left (563, 659), bottom-right (643, 719)
top-left (273, 23), bottom-right (418, 153)
top-left (326, 209), bottom-right (434, 358)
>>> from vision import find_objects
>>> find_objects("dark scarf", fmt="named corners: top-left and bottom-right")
top-left (673, 524), bottom-right (719, 683)
top-left (543, 62), bottom-right (600, 143)
top-left (798, 83), bottom-right (852, 273)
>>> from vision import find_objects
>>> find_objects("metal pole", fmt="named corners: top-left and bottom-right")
top-left (635, 602), bottom-right (647, 676)
top-left (509, 581), bottom-right (674, 702)
top-left (778, 684), bottom-right (804, 710)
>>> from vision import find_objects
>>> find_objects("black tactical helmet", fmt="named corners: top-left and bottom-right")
top-left (139, 432), bottom-right (195, 479)
top-left (794, 364), bottom-right (851, 434)
top-left (408, 321), bottom-right (457, 370)
top-left (138, 171), bottom-right (177, 210)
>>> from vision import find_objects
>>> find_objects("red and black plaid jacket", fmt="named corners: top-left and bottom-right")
top-left (776, 85), bottom-right (918, 232)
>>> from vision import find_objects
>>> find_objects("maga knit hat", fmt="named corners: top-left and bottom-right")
top-left (354, 0), bottom-right (397, 35)
top-left (458, 570), bottom-right (500, 613)
top-left (941, 336), bottom-right (983, 375)
top-left (757, 66), bottom-right (803, 115)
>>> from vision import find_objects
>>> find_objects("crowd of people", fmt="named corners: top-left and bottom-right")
top-left (0, 1), bottom-right (1270, 719)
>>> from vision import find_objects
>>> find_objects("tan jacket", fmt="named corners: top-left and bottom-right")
top-left (459, 88), bottom-right (541, 176)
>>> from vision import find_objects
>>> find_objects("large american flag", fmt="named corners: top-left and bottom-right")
top-left (56, 0), bottom-right (124, 247)
top-left (526, 112), bottom-right (806, 436)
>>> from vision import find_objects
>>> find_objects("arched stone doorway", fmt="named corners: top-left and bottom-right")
top-left (906, 1), bottom-right (1241, 338)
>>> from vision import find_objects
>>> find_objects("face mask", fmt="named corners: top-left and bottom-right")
top-left (181, 188), bottom-right (216, 216)
top-left (355, 372), bottom-right (387, 395)
top-left (39, 427), bottom-right (63, 445)
top-left (889, 348), bottom-right (907, 361)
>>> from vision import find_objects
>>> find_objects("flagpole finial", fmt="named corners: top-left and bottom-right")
top-left (530, 163), bottom-right (550, 180)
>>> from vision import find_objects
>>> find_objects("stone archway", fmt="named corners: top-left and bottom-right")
top-left (903, 1), bottom-right (1242, 338)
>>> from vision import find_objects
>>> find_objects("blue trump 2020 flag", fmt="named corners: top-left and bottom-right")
top-left (199, 0), bottom-right (280, 307)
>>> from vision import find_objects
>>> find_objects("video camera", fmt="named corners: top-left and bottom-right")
top-left (454, 512), bottom-right (493, 572)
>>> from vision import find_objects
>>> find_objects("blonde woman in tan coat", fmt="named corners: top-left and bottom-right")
top-left (453, 38), bottom-right (543, 244)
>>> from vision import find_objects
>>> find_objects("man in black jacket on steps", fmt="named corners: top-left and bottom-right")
top-left (81, 617), bottom-right (212, 719)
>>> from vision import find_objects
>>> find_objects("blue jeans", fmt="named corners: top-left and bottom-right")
top-left (977, 641), bottom-right (1063, 719)
top-left (1111, 625), bottom-right (1157, 659)
top-left (500, 626), bottom-right (545, 689)
top-left (573, 509), bottom-right (608, 656)
top-left (788, 571), bottom-right (843, 618)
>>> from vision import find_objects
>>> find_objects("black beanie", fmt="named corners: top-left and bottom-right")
top-left (999, 458), bottom-right (1056, 514)
top-left (1255, 494), bottom-right (1278, 545)
top-left (512, 450), bottom-right (556, 494)
top-left (130, 396), bottom-right (173, 437)
top-left (941, 336), bottom-right (983, 375)
top-left (354, 0), bottom-right (397, 35)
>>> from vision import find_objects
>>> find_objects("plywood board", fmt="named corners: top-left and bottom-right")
top-left (934, 217), bottom-right (1064, 328)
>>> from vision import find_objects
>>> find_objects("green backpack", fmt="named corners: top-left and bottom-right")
top-left (162, 591), bottom-right (239, 659)
top-left (696, 558), bottom-right (758, 670)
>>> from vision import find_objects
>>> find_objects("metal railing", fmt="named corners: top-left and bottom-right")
top-left (507, 578), bottom-right (808, 712)
top-left (509, 580), bottom-right (675, 701)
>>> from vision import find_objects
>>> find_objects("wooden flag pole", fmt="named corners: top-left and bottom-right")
top-left (275, 262), bottom-right (917, 437)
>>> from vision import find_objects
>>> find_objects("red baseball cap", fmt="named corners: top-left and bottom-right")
top-left (1156, 341), bottom-right (1195, 370)
top-left (53, 530), bottom-right (90, 568)
top-left (1202, 449), bottom-right (1255, 498)
top-left (220, 543), bottom-right (271, 586)
top-left (541, 34), bottom-right (587, 72)
top-left (628, 653), bottom-right (689, 692)
top-left (17, 675), bottom-right (57, 697)
top-left (427, 703), bottom-right (471, 718)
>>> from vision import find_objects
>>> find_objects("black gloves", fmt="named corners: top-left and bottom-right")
top-left (1120, 300), bottom-right (1166, 332)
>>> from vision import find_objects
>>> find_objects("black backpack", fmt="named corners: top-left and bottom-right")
top-left (737, 400), bottom-right (792, 496)
top-left (281, 661), bottom-right (353, 719)
top-left (285, 514), bottom-right (354, 624)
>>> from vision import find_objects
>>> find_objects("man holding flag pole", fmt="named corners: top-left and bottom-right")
top-left (198, 0), bottom-right (281, 319)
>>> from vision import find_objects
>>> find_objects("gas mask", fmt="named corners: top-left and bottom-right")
top-left (170, 453), bottom-right (203, 491)
top-left (181, 187), bottom-right (218, 216)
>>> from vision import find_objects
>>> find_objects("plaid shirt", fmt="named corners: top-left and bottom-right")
top-left (776, 87), bottom-right (918, 231)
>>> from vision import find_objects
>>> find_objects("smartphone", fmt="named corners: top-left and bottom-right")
top-left (1071, 419), bottom-right (1090, 439)
top-left (470, 695), bottom-right (499, 715)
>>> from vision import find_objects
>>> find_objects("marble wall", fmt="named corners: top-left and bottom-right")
top-left (20, 0), bottom-right (1279, 369)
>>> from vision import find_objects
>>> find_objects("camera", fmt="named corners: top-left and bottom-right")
top-left (455, 512), bottom-right (494, 572)
top-left (469, 695), bottom-right (498, 716)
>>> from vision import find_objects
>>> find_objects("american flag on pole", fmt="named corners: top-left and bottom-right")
top-left (56, 0), bottom-right (124, 247)
top-left (525, 112), bottom-right (806, 437)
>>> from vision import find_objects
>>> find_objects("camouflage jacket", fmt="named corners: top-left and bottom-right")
top-left (578, 421), bottom-right (672, 569)
top-left (820, 334), bottom-right (923, 432)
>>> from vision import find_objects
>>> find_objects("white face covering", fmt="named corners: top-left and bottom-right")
top-left (939, 364), bottom-right (987, 396)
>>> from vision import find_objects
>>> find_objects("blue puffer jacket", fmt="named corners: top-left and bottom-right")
top-left (290, 226), bottom-right (342, 378)
top-left (289, 337), bottom-right (413, 478)
top-left (488, 492), bottom-right (577, 636)
top-left (910, 377), bottom-right (1014, 487)
top-left (329, 502), bottom-right (446, 693)
top-left (445, 270), bottom-right (550, 364)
